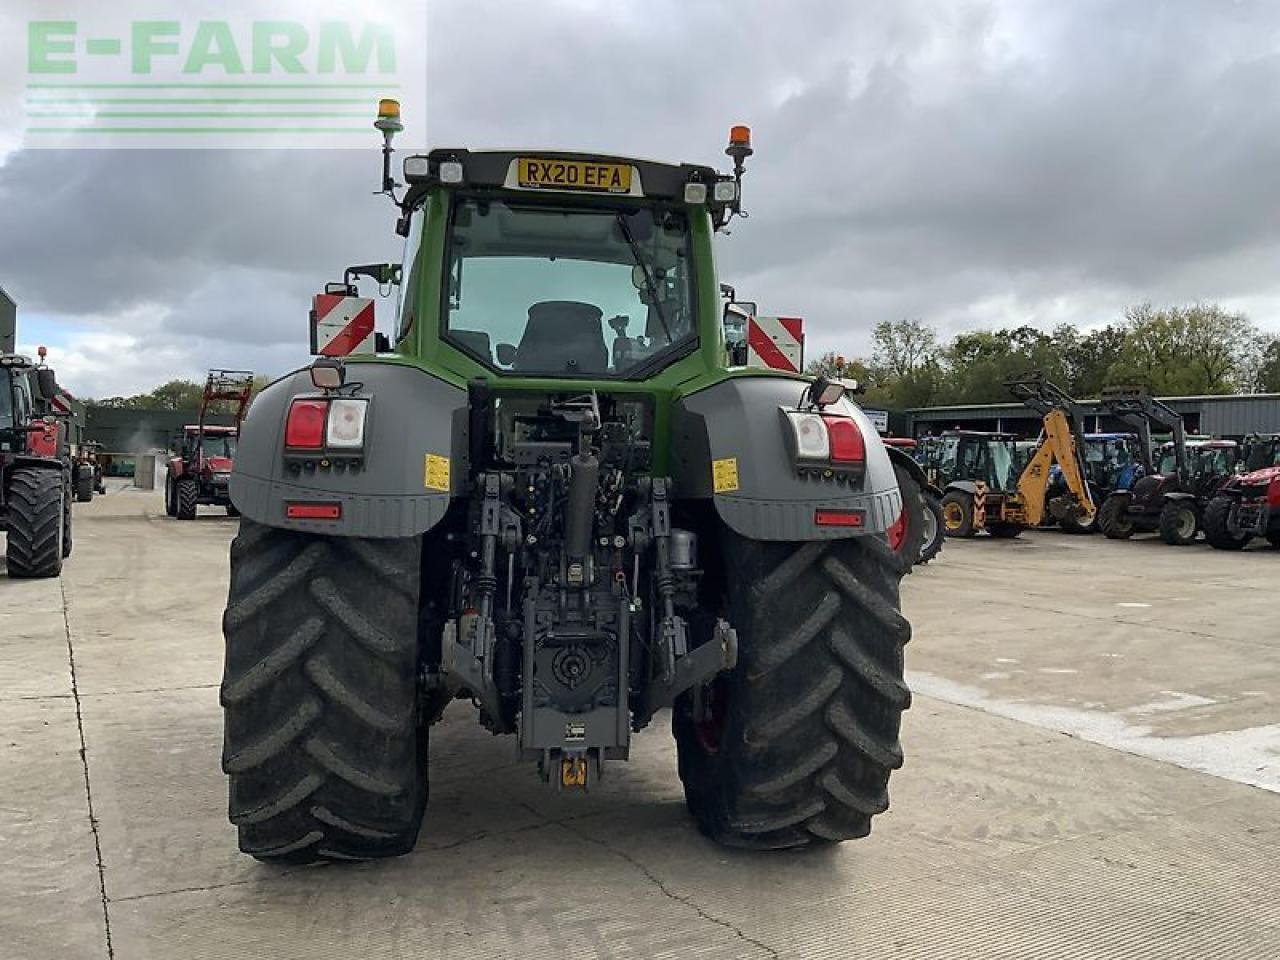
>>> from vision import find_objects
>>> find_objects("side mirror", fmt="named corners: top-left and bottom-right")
top-left (36, 368), bottom-right (57, 401)
top-left (495, 343), bottom-right (517, 367)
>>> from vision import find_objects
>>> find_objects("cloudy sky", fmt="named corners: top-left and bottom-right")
top-left (2, 0), bottom-right (1279, 398)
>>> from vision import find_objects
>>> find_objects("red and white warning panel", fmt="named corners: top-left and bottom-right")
top-left (747, 316), bottom-right (805, 373)
top-left (49, 389), bottom-right (75, 415)
top-left (310, 295), bottom-right (376, 357)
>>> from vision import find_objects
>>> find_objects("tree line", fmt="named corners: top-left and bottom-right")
top-left (93, 376), bottom-right (272, 412)
top-left (808, 302), bottom-right (1280, 410)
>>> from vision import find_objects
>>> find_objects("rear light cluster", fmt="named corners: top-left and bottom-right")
top-left (285, 397), bottom-right (369, 454)
top-left (784, 411), bottom-right (866, 475)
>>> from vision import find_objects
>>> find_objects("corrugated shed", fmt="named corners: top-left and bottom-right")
top-left (905, 394), bottom-right (1280, 439)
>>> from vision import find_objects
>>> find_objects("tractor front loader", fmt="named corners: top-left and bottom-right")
top-left (165, 370), bottom-right (253, 520)
top-left (1095, 386), bottom-right (1221, 545)
top-left (219, 105), bottom-right (918, 863)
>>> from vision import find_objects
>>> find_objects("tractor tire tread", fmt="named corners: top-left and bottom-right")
top-left (5, 468), bottom-right (65, 579)
top-left (175, 478), bottom-right (199, 520)
top-left (674, 528), bottom-right (910, 849)
top-left (221, 519), bottom-right (426, 863)
top-left (1203, 496), bottom-right (1250, 550)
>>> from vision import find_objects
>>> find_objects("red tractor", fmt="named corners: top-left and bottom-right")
top-left (1204, 433), bottom-right (1280, 550)
top-left (164, 370), bottom-right (253, 520)
top-left (1, 350), bottom-right (74, 577)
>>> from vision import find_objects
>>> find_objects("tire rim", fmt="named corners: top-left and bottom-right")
top-left (1177, 508), bottom-right (1196, 539)
top-left (921, 507), bottom-right (938, 550)
top-left (943, 502), bottom-right (966, 531)
top-left (693, 678), bottom-right (728, 754)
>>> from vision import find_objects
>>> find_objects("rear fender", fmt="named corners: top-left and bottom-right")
top-left (1163, 491), bottom-right (1196, 502)
top-left (230, 362), bottom-right (468, 537)
top-left (887, 446), bottom-right (941, 498)
top-left (671, 377), bottom-right (900, 540)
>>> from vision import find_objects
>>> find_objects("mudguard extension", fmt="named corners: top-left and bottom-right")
top-left (230, 363), bottom-right (467, 538)
top-left (672, 377), bottom-right (902, 540)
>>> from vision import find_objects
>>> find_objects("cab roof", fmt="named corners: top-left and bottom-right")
top-left (412, 149), bottom-right (724, 204)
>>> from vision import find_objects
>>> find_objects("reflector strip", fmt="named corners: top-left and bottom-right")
top-left (286, 502), bottom-right (341, 520)
top-left (814, 509), bottom-right (865, 528)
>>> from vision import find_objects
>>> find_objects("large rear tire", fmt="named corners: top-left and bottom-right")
top-left (1098, 495), bottom-right (1134, 539)
top-left (164, 477), bottom-right (178, 517)
top-left (1203, 497), bottom-right (1249, 551)
top-left (220, 519), bottom-right (427, 862)
top-left (674, 530), bottom-right (911, 849)
top-left (5, 468), bottom-right (65, 579)
top-left (175, 477), bottom-right (198, 521)
top-left (1158, 500), bottom-right (1199, 546)
top-left (62, 485), bottom-right (73, 559)
top-left (986, 522), bottom-right (1023, 539)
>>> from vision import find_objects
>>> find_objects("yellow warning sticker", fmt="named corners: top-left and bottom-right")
top-left (712, 457), bottom-right (740, 494)
top-left (424, 454), bottom-right (451, 492)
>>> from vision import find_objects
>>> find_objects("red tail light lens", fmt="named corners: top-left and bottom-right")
top-left (822, 416), bottom-right (865, 463)
top-left (285, 399), bottom-right (328, 449)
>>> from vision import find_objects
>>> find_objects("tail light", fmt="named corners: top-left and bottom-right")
top-left (785, 411), bottom-right (866, 470)
top-left (823, 416), bottom-right (865, 463)
top-left (285, 399), bottom-right (328, 449)
top-left (285, 397), bottom-right (370, 453)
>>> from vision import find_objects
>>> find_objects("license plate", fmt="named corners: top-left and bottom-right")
top-left (517, 158), bottom-right (632, 194)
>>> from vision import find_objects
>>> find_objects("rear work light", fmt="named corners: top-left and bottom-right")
top-left (285, 399), bottom-right (328, 449)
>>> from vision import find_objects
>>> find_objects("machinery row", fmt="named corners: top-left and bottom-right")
top-left (899, 379), bottom-right (1280, 552)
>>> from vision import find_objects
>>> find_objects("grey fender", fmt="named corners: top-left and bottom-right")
top-left (945, 480), bottom-right (980, 496)
top-left (1163, 491), bottom-right (1197, 502)
top-left (230, 362), bottom-right (468, 537)
top-left (671, 376), bottom-right (901, 540)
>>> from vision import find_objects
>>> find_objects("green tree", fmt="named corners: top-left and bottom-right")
top-left (1109, 302), bottom-right (1258, 394)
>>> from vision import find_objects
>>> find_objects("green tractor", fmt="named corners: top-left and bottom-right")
top-left (220, 104), bottom-right (917, 861)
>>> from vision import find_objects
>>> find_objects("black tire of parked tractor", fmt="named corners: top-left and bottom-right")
top-left (164, 477), bottom-right (178, 517)
top-left (1098, 495), bottom-right (1134, 540)
top-left (220, 519), bottom-right (427, 863)
top-left (1058, 512), bottom-right (1096, 535)
top-left (673, 528), bottom-right (912, 849)
top-left (1267, 532), bottom-right (1280, 549)
top-left (75, 471), bottom-right (94, 503)
top-left (939, 491), bottom-right (976, 538)
top-left (1203, 497), bottom-right (1250, 551)
top-left (5, 468), bottom-right (65, 579)
top-left (919, 493), bottom-right (945, 564)
top-left (62, 486), bottom-right (73, 559)
top-left (226, 503), bottom-right (241, 518)
top-left (1158, 500), bottom-right (1199, 546)
top-left (175, 478), bottom-right (199, 521)
top-left (986, 522), bottom-right (1023, 538)
top-left (887, 463), bottom-right (930, 569)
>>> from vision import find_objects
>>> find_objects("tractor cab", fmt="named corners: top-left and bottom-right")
top-left (1242, 433), bottom-right (1280, 473)
top-left (934, 430), bottom-right (1019, 492)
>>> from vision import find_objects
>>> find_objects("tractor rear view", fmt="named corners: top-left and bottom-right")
top-left (165, 370), bottom-right (253, 520)
top-left (1, 352), bottom-right (73, 578)
top-left (1204, 433), bottom-right (1280, 550)
top-left (219, 105), bottom-right (917, 862)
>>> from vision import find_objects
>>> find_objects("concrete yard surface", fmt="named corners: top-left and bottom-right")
top-left (2, 489), bottom-right (1278, 959)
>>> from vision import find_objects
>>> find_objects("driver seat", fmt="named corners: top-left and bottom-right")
top-left (515, 301), bottom-right (608, 373)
